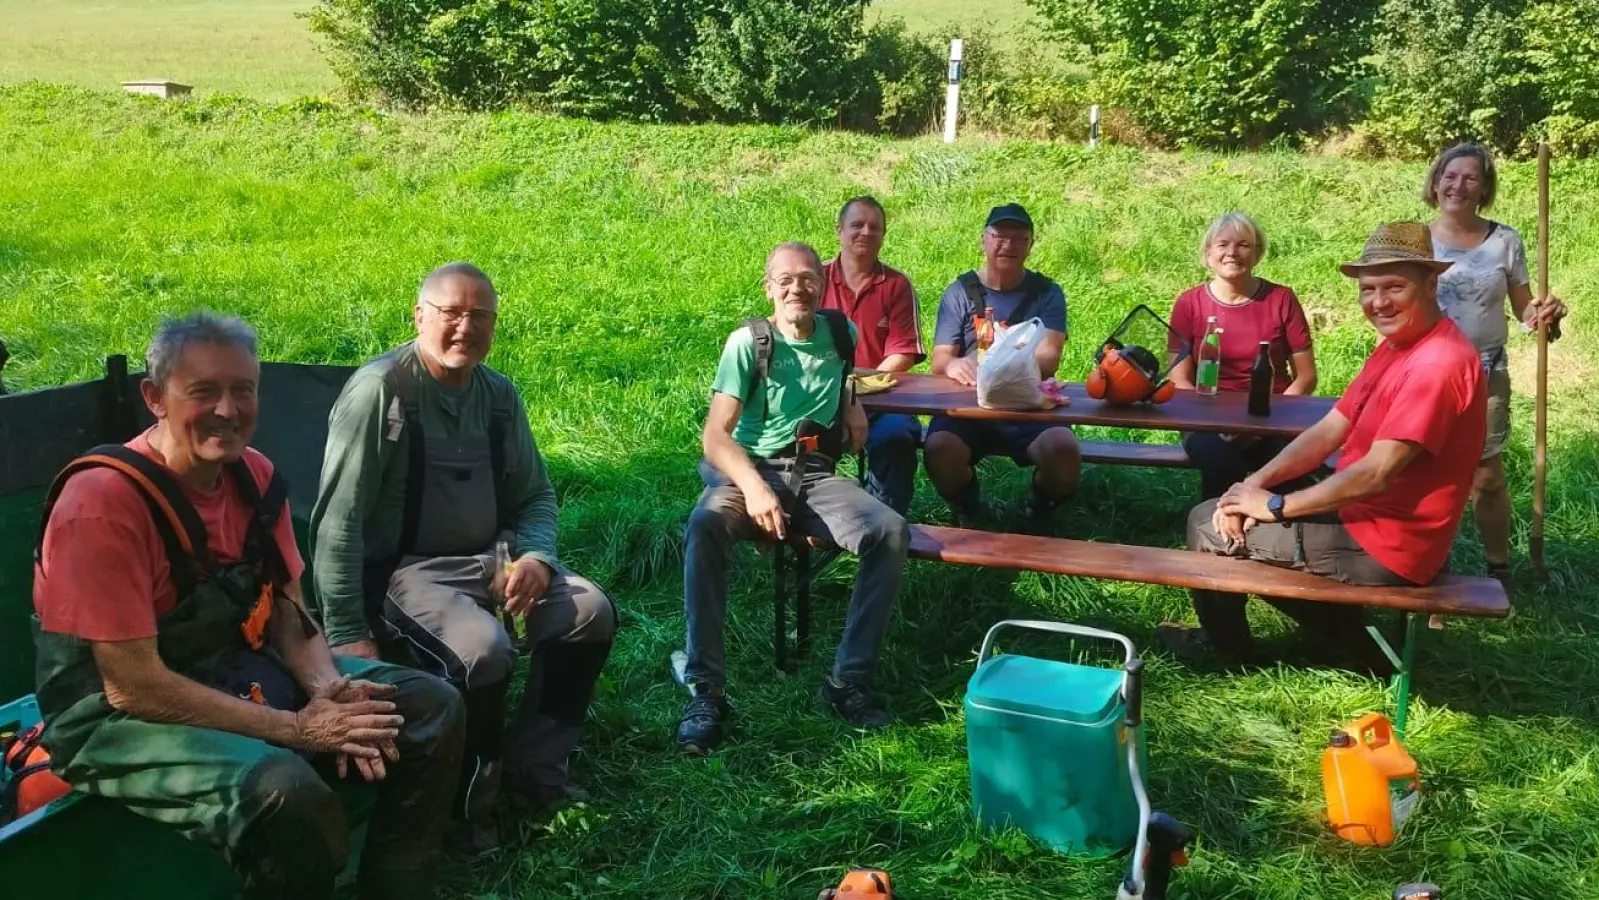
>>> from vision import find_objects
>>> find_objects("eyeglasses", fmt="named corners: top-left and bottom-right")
top-left (986, 231), bottom-right (1032, 247)
top-left (422, 298), bottom-right (497, 327)
top-left (769, 274), bottom-right (821, 290)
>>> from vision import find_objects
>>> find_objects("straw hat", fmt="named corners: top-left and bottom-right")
top-left (1339, 221), bottom-right (1454, 277)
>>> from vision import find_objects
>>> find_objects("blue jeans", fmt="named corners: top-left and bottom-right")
top-left (864, 413), bottom-right (921, 515)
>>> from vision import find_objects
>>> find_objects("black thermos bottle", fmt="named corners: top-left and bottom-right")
top-left (1248, 341), bottom-right (1272, 417)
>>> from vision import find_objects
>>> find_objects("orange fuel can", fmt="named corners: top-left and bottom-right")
top-left (1321, 713), bottom-right (1420, 846)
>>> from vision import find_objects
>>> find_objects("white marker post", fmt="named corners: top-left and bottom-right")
top-left (944, 39), bottom-right (963, 144)
top-left (1089, 104), bottom-right (1101, 148)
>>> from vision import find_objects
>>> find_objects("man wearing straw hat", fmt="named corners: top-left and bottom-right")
top-left (1159, 222), bottom-right (1488, 673)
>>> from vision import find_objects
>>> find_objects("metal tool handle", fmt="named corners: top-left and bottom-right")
top-left (976, 619), bottom-right (1137, 668)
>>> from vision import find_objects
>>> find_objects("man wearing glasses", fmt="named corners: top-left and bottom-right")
top-left (924, 203), bottom-right (1080, 532)
top-left (309, 262), bottom-right (617, 859)
top-left (674, 242), bottom-right (909, 755)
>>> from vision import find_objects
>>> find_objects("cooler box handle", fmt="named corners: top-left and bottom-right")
top-left (977, 619), bottom-right (1138, 668)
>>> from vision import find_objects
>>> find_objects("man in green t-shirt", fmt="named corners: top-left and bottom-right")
top-left (676, 242), bottom-right (910, 755)
top-left (308, 263), bottom-right (617, 859)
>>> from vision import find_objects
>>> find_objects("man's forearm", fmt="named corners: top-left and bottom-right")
top-left (704, 429), bottom-right (764, 494)
top-left (1280, 460), bottom-right (1389, 519)
top-left (875, 353), bottom-right (918, 374)
top-left (108, 663), bottom-right (298, 745)
top-left (1245, 421), bottom-right (1342, 489)
top-left (270, 588), bottom-right (342, 694)
top-left (513, 478), bottom-right (561, 569)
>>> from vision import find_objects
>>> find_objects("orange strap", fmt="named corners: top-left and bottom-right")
top-left (62, 454), bottom-right (195, 554)
top-left (240, 584), bottom-right (274, 650)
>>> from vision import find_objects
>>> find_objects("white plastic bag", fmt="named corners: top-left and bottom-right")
top-left (976, 317), bottom-right (1047, 410)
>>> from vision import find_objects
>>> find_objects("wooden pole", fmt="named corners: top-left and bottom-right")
top-left (1532, 142), bottom-right (1551, 576)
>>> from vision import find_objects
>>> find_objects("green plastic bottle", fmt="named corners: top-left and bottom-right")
top-left (1197, 316), bottom-right (1222, 396)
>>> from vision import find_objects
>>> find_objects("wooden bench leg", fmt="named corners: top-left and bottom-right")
top-left (1366, 612), bottom-right (1421, 739)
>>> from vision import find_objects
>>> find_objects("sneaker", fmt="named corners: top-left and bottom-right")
top-left (675, 686), bottom-right (732, 755)
top-left (819, 678), bottom-right (892, 729)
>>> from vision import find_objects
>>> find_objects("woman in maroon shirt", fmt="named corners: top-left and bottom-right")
top-left (1166, 212), bottom-right (1318, 498)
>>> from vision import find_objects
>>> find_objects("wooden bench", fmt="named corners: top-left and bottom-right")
top-left (1076, 439), bottom-right (1342, 471)
top-left (774, 524), bottom-right (1508, 735)
top-left (1079, 439), bottom-right (1193, 469)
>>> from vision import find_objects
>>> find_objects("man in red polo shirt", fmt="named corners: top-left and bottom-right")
top-left (1160, 221), bottom-right (1487, 673)
top-left (820, 196), bottom-right (925, 514)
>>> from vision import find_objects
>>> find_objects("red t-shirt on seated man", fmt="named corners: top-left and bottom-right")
top-left (1333, 317), bottom-right (1486, 583)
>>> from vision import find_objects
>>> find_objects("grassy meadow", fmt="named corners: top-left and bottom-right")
top-left (3, 82), bottom-right (1598, 899)
top-left (0, 0), bottom-right (1035, 103)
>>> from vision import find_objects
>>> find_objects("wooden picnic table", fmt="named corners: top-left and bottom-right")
top-left (858, 372), bottom-right (1335, 439)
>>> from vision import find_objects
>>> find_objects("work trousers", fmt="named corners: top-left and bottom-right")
top-left (375, 553), bottom-right (617, 791)
top-left (56, 656), bottom-right (464, 900)
top-left (684, 457), bottom-right (908, 689)
top-left (1185, 499), bottom-right (1411, 659)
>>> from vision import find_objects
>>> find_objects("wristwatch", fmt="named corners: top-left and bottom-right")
top-left (1266, 493), bottom-right (1286, 523)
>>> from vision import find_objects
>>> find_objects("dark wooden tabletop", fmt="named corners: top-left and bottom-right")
top-left (858, 372), bottom-right (1335, 438)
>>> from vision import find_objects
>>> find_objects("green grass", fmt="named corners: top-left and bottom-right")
top-left (0, 0), bottom-right (334, 101)
top-left (4, 83), bottom-right (1599, 899)
top-left (0, 0), bottom-right (1037, 104)
top-left (872, 0), bottom-right (1035, 36)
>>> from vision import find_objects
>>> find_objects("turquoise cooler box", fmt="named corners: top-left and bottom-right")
top-left (964, 619), bottom-right (1148, 858)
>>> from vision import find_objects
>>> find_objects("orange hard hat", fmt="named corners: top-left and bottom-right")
top-left (4, 724), bottom-right (72, 819)
top-left (1086, 343), bottom-right (1174, 405)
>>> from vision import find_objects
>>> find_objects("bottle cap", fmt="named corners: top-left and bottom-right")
top-left (1329, 730), bottom-right (1354, 747)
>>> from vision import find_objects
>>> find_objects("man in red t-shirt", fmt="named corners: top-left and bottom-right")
top-left (1159, 222), bottom-right (1487, 673)
top-left (32, 312), bottom-right (464, 900)
top-left (820, 195), bottom-right (925, 514)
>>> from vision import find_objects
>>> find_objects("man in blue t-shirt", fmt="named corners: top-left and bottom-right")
top-left (925, 204), bottom-right (1080, 531)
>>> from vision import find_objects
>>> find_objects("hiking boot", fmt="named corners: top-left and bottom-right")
top-left (819, 678), bottom-right (892, 730)
top-left (445, 759), bottom-right (502, 862)
top-left (675, 686), bottom-right (732, 756)
top-left (504, 771), bottom-right (592, 813)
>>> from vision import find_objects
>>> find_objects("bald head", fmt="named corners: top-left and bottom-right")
top-left (764, 242), bottom-right (823, 279)
top-left (419, 261), bottom-right (497, 307)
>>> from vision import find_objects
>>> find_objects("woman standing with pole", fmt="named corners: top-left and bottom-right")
top-left (1423, 142), bottom-right (1566, 590)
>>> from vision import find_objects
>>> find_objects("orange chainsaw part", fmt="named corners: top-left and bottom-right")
top-left (820, 869), bottom-right (895, 898)
top-left (1087, 343), bottom-right (1175, 406)
top-left (4, 723), bottom-right (72, 818)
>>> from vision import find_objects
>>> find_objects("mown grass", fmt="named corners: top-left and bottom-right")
top-left (0, 0), bottom-right (1037, 103)
top-left (3, 84), bottom-right (1599, 899)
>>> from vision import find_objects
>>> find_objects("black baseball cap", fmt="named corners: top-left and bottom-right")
top-left (985, 203), bottom-right (1033, 231)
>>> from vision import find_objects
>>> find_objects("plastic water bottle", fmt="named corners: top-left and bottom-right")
top-left (1197, 317), bottom-right (1222, 396)
top-left (1247, 340), bottom-right (1272, 417)
top-left (491, 540), bottom-right (513, 613)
